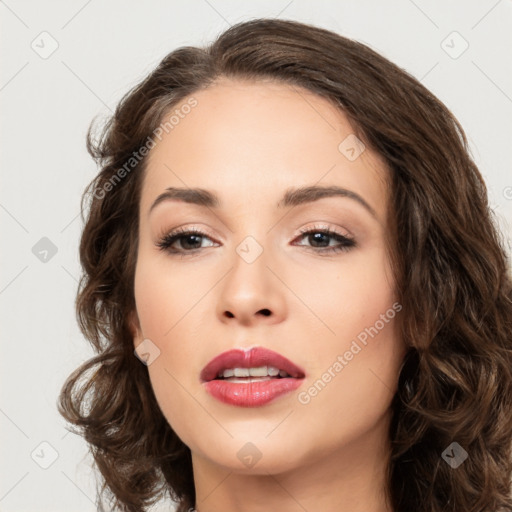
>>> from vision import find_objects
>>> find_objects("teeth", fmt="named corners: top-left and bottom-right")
top-left (249, 366), bottom-right (268, 377)
top-left (220, 366), bottom-right (288, 378)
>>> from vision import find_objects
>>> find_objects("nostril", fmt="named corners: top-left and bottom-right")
top-left (259, 309), bottom-right (271, 316)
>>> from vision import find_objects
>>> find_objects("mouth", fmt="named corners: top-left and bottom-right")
top-left (200, 347), bottom-right (306, 407)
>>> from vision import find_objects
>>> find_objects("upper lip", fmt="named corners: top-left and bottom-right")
top-left (200, 347), bottom-right (306, 382)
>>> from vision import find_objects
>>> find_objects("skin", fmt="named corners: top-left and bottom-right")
top-left (130, 78), bottom-right (407, 512)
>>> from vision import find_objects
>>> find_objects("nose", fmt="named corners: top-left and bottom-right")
top-left (216, 244), bottom-right (287, 327)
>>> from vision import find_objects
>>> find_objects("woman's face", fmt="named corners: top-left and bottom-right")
top-left (132, 78), bottom-right (406, 475)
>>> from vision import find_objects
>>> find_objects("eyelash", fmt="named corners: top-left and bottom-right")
top-left (155, 225), bottom-right (356, 257)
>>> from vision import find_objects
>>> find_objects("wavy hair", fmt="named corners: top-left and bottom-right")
top-left (58, 18), bottom-right (512, 512)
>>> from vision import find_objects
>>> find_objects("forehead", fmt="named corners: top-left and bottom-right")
top-left (140, 78), bottom-right (389, 221)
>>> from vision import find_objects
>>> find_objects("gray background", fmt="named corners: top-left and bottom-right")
top-left (1, 1), bottom-right (511, 511)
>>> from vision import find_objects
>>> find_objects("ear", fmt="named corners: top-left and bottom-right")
top-left (128, 309), bottom-right (144, 348)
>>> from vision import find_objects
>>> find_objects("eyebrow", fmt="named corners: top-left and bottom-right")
top-left (148, 185), bottom-right (377, 219)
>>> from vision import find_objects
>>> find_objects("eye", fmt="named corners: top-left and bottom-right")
top-left (156, 227), bottom-right (218, 255)
top-left (293, 225), bottom-right (356, 254)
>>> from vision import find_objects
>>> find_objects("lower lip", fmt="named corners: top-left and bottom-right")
top-left (203, 377), bottom-right (303, 407)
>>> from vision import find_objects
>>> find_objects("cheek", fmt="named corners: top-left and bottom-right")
top-left (315, 314), bottom-right (401, 410)
top-left (134, 250), bottom-right (210, 342)
top-left (295, 298), bottom-right (403, 450)
top-left (288, 246), bottom-right (396, 344)
top-left (292, 248), bottom-right (402, 419)
top-left (147, 360), bottom-right (199, 449)
top-left (133, 259), bottom-right (201, 363)
top-left (133, 255), bottom-right (214, 443)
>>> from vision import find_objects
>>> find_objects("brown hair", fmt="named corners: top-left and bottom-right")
top-left (58, 18), bottom-right (512, 512)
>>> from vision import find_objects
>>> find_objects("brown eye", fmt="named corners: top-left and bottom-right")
top-left (156, 228), bottom-right (217, 254)
top-left (294, 228), bottom-right (356, 254)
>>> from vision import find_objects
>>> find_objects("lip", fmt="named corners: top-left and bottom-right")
top-left (200, 347), bottom-right (305, 382)
top-left (200, 347), bottom-right (306, 407)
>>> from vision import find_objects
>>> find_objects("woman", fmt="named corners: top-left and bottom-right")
top-left (58, 18), bottom-right (512, 512)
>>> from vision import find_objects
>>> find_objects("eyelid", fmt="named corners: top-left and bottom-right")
top-left (156, 224), bottom-right (219, 242)
top-left (297, 222), bottom-right (352, 238)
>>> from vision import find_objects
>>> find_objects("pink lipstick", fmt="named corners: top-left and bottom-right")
top-left (200, 347), bottom-right (305, 407)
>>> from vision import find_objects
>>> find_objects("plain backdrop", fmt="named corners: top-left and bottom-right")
top-left (1, 1), bottom-right (511, 511)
